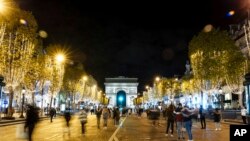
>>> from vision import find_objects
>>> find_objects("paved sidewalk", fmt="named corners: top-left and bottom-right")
top-left (0, 112), bottom-right (53, 126)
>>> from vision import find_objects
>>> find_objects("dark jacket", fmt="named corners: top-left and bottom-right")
top-left (25, 106), bottom-right (39, 127)
top-left (166, 108), bottom-right (175, 121)
top-left (182, 107), bottom-right (192, 122)
top-left (213, 110), bottom-right (221, 122)
top-left (199, 108), bottom-right (205, 118)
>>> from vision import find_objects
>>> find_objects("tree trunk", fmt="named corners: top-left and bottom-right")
top-left (201, 90), bottom-right (203, 106)
top-left (220, 94), bottom-right (224, 111)
top-left (32, 91), bottom-right (35, 106)
top-left (50, 95), bottom-right (53, 109)
top-left (7, 86), bottom-right (14, 117)
top-left (67, 92), bottom-right (70, 109)
top-left (40, 88), bottom-right (44, 116)
top-left (73, 94), bottom-right (76, 111)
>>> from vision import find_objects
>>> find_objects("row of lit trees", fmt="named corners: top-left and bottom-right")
top-left (0, 1), bottom-right (40, 118)
top-left (188, 27), bottom-right (246, 108)
top-left (0, 0), bottom-right (104, 118)
top-left (143, 26), bottom-right (246, 109)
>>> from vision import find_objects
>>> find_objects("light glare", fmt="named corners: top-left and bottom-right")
top-left (55, 54), bottom-right (65, 63)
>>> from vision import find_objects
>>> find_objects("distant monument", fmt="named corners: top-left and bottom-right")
top-left (104, 76), bottom-right (138, 108)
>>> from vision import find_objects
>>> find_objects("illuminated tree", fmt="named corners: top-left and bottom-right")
top-left (45, 44), bottom-right (69, 108)
top-left (189, 28), bottom-right (245, 107)
top-left (161, 78), bottom-right (181, 99)
top-left (63, 63), bottom-right (85, 110)
top-left (0, 7), bottom-right (38, 117)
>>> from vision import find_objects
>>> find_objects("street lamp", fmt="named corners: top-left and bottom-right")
top-left (155, 76), bottom-right (160, 82)
top-left (0, 0), bottom-right (11, 15)
top-left (55, 53), bottom-right (65, 63)
top-left (19, 87), bottom-right (26, 118)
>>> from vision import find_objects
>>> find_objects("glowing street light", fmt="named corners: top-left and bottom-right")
top-left (55, 53), bottom-right (65, 63)
top-left (0, 0), bottom-right (8, 14)
top-left (19, 18), bottom-right (27, 25)
top-left (155, 76), bottom-right (160, 82)
top-left (83, 76), bottom-right (88, 81)
top-left (38, 30), bottom-right (48, 38)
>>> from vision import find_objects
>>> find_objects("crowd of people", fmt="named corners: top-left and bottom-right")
top-left (20, 103), bottom-right (248, 141)
top-left (144, 103), bottom-right (224, 141)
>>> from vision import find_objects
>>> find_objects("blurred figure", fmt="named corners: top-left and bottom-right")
top-left (181, 105), bottom-right (197, 141)
top-left (64, 109), bottom-right (71, 127)
top-left (113, 107), bottom-right (120, 126)
top-left (199, 105), bottom-right (206, 129)
top-left (213, 108), bottom-right (221, 131)
top-left (165, 103), bottom-right (175, 137)
top-left (150, 107), bottom-right (161, 126)
top-left (241, 106), bottom-right (247, 124)
top-left (79, 109), bottom-right (88, 134)
top-left (49, 108), bottom-right (56, 122)
top-left (174, 103), bottom-right (185, 140)
top-left (90, 107), bottom-right (94, 115)
top-left (96, 107), bottom-right (102, 129)
top-left (63, 109), bottom-right (71, 135)
top-left (24, 105), bottom-right (39, 141)
top-left (128, 108), bottom-right (132, 116)
top-left (102, 106), bottom-right (109, 129)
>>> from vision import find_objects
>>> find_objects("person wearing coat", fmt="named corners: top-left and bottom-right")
top-left (24, 105), bottom-right (39, 141)
top-left (79, 109), bottom-right (88, 134)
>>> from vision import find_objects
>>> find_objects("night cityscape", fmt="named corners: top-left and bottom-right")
top-left (0, 0), bottom-right (250, 141)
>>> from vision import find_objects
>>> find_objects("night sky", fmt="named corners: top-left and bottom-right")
top-left (16, 0), bottom-right (248, 92)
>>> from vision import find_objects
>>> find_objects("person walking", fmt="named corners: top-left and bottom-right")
top-left (114, 107), bottom-right (120, 126)
top-left (213, 108), bottom-right (221, 131)
top-left (102, 106), bottom-right (109, 129)
top-left (150, 107), bottom-right (161, 126)
top-left (199, 105), bottom-right (206, 129)
top-left (64, 109), bottom-right (71, 127)
top-left (79, 109), bottom-right (88, 134)
top-left (63, 108), bottom-right (71, 135)
top-left (174, 103), bottom-right (185, 140)
top-left (49, 108), bottom-right (56, 122)
top-left (165, 103), bottom-right (175, 137)
top-left (241, 106), bottom-right (247, 124)
top-left (24, 105), bottom-right (39, 141)
top-left (182, 105), bottom-right (197, 141)
top-left (96, 107), bottom-right (102, 129)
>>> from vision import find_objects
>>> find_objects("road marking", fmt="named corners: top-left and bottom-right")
top-left (108, 117), bottom-right (127, 141)
top-left (114, 136), bottom-right (119, 141)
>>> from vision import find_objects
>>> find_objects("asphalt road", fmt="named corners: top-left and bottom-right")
top-left (0, 113), bottom-right (231, 141)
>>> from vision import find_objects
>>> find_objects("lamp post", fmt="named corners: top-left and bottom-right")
top-left (19, 87), bottom-right (26, 118)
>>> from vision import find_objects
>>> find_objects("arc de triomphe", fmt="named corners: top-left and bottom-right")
top-left (104, 77), bottom-right (138, 108)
